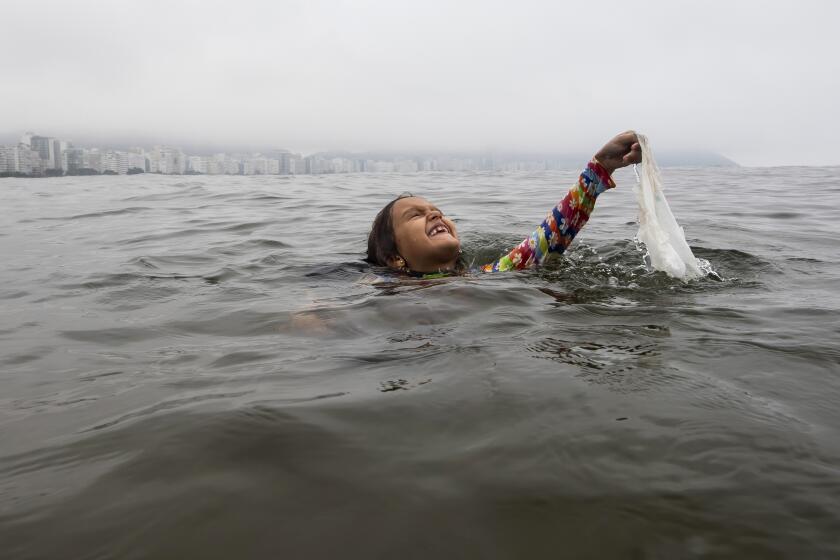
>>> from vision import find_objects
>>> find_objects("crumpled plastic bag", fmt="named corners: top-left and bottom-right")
top-left (633, 133), bottom-right (702, 280)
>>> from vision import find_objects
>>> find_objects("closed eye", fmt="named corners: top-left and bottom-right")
top-left (401, 208), bottom-right (423, 220)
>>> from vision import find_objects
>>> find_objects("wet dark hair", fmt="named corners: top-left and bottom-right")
top-left (366, 193), bottom-right (413, 267)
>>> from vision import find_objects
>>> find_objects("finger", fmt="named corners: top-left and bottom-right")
top-left (631, 145), bottom-right (642, 163)
top-left (623, 143), bottom-right (642, 164)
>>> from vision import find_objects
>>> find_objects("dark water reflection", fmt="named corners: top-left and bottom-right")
top-left (1, 167), bottom-right (840, 558)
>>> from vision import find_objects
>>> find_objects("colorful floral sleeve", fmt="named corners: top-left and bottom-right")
top-left (482, 161), bottom-right (615, 272)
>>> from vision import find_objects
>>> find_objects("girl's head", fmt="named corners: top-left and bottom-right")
top-left (366, 195), bottom-right (461, 274)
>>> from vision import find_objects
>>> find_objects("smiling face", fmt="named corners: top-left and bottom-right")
top-left (390, 197), bottom-right (460, 273)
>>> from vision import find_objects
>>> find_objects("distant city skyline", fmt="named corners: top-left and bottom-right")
top-left (0, 129), bottom-right (739, 167)
top-left (0, 129), bottom-right (739, 178)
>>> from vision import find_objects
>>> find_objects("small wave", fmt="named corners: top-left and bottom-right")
top-left (229, 238), bottom-right (291, 249)
top-left (756, 212), bottom-right (804, 219)
top-left (0, 289), bottom-right (29, 300)
top-left (170, 182), bottom-right (207, 190)
top-left (129, 254), bottom-right (218, 269)
top-left (247, 194), bottom-right (292, 201)
top-left (691, 246), bottom-right (768, 268)
top-left (303, 261), bottom-right (371, 278)
top-left (81, 391), bottom-right (253, 433)
top-left (0, 351), bottom-right (49, 366)
top-left (59, 272), bottom-right (141, 289)
top-left (123, 188), bottom-right (206, 202)
top-left (39, 207), bottom-right (152, 221)
top-left (208, 351), bottom-right (278, 368)
top-left (787, 257), bottom-right (823, 263)
top-left (202, 267), bottom-right (243, 283)
top-left (119, 227), bottom-right (216, 245)
top-left (221, 220), bottom-right (274, 233)
top-left (59, 326), bottom-right (166, 345)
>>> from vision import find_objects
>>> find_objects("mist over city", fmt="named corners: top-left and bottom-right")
top-left (2, 0), bottom-right (838, 167)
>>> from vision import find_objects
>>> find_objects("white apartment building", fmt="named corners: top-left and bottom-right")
top-left (64, 147), bottom-right (86, 173)
top-left (289, 154), bottom-right (303, 175)
top-left (208, 155), bottom-right (226, 175)
top-left (0, 145), bottom-right (44, 175)
top-left (188, 156), bottom-right (208, 174)
top-left (101, 151), bottom-right (129, 174)
top-left (148, 146), bottom-right (186, 174)
top-left (331, 158), bottom-right (357, 173)
top-left (214, 154), bottom-right (240, 175)
top-left (0, 145), bottom-right (22, 173)
top-left (0, 145), bottom-right (20, 173)
top-left (305, 156), bottom-right (327, 174)
top-left (252, 157), bottom-right (268, 175)
top-left (420, 159), bottom-right (438, 171)
top-left (368, 160), bottom-right (395, 173)
top-left (84, 150), bottom-right (103, 173)
top-left (29, 136), bottom-right (58, 170)
top-left (127, 153), bottom-right (147, 172)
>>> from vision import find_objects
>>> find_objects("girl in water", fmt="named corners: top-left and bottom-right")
top-left (366, 131), bottom-right (642, 276)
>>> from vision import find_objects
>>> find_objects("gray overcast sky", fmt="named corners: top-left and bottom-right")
top-left (2, 0), bottom-right (838, 165)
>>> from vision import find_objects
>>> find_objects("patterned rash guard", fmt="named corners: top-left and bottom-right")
top-left (481, 160), bottom-right (615, 272)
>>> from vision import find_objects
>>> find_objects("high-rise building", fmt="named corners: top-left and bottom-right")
top-left (84, 149), bottom-right (103, 173)
top-left (253, 157), bottom-right (268, 175)
top-left (101, 151), bottom-right (129, 174)
top-left (0, 144), bottom-right (43, 175)
top-left (187, 156), bottom-right (208, 174)
top-left (289, 155), bottom-right (301, 174)
top-left (420, 159), bottom-right (437, 171)
top-left (208, 154), bottom-right (226, 175)
top-left (127, 152), bottom-right (147, 172)
top-left (27, 135), bottom-right (68, 172)
top-left (0, 145), bottom-right (19, 173)
top-left (64, 147), bottom-right (86, 173)
top-left (331, 157), bottom-right (357, 173)
top-left (30, 136), bottom-right (57, 169)
top-left (265, 150), bottom-right (293, 174)
top-left (54, 139), bottom-right (68, 172)
top-left (23, 148), bottom-right (43, 175)
top-left (148, 146), bottom-right (186, 174)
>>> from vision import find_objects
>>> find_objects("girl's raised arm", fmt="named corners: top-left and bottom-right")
top-left (482, 131), bottom-right (640, 272)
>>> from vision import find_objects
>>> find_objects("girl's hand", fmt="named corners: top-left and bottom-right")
top-left (594, 131), bottom-right (642, 175)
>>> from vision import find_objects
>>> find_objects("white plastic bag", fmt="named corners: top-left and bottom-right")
top-left (633, 133), bottom-right (702, 280)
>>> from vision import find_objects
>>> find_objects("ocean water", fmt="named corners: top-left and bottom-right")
top-left (1, 167), bottom-right (839, 558)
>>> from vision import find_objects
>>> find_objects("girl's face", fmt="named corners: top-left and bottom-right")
top-left (390, 197), bottom-right (460, 273)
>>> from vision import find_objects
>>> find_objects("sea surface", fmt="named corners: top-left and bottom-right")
top-left (1, 167), bottom-right (839, 559)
